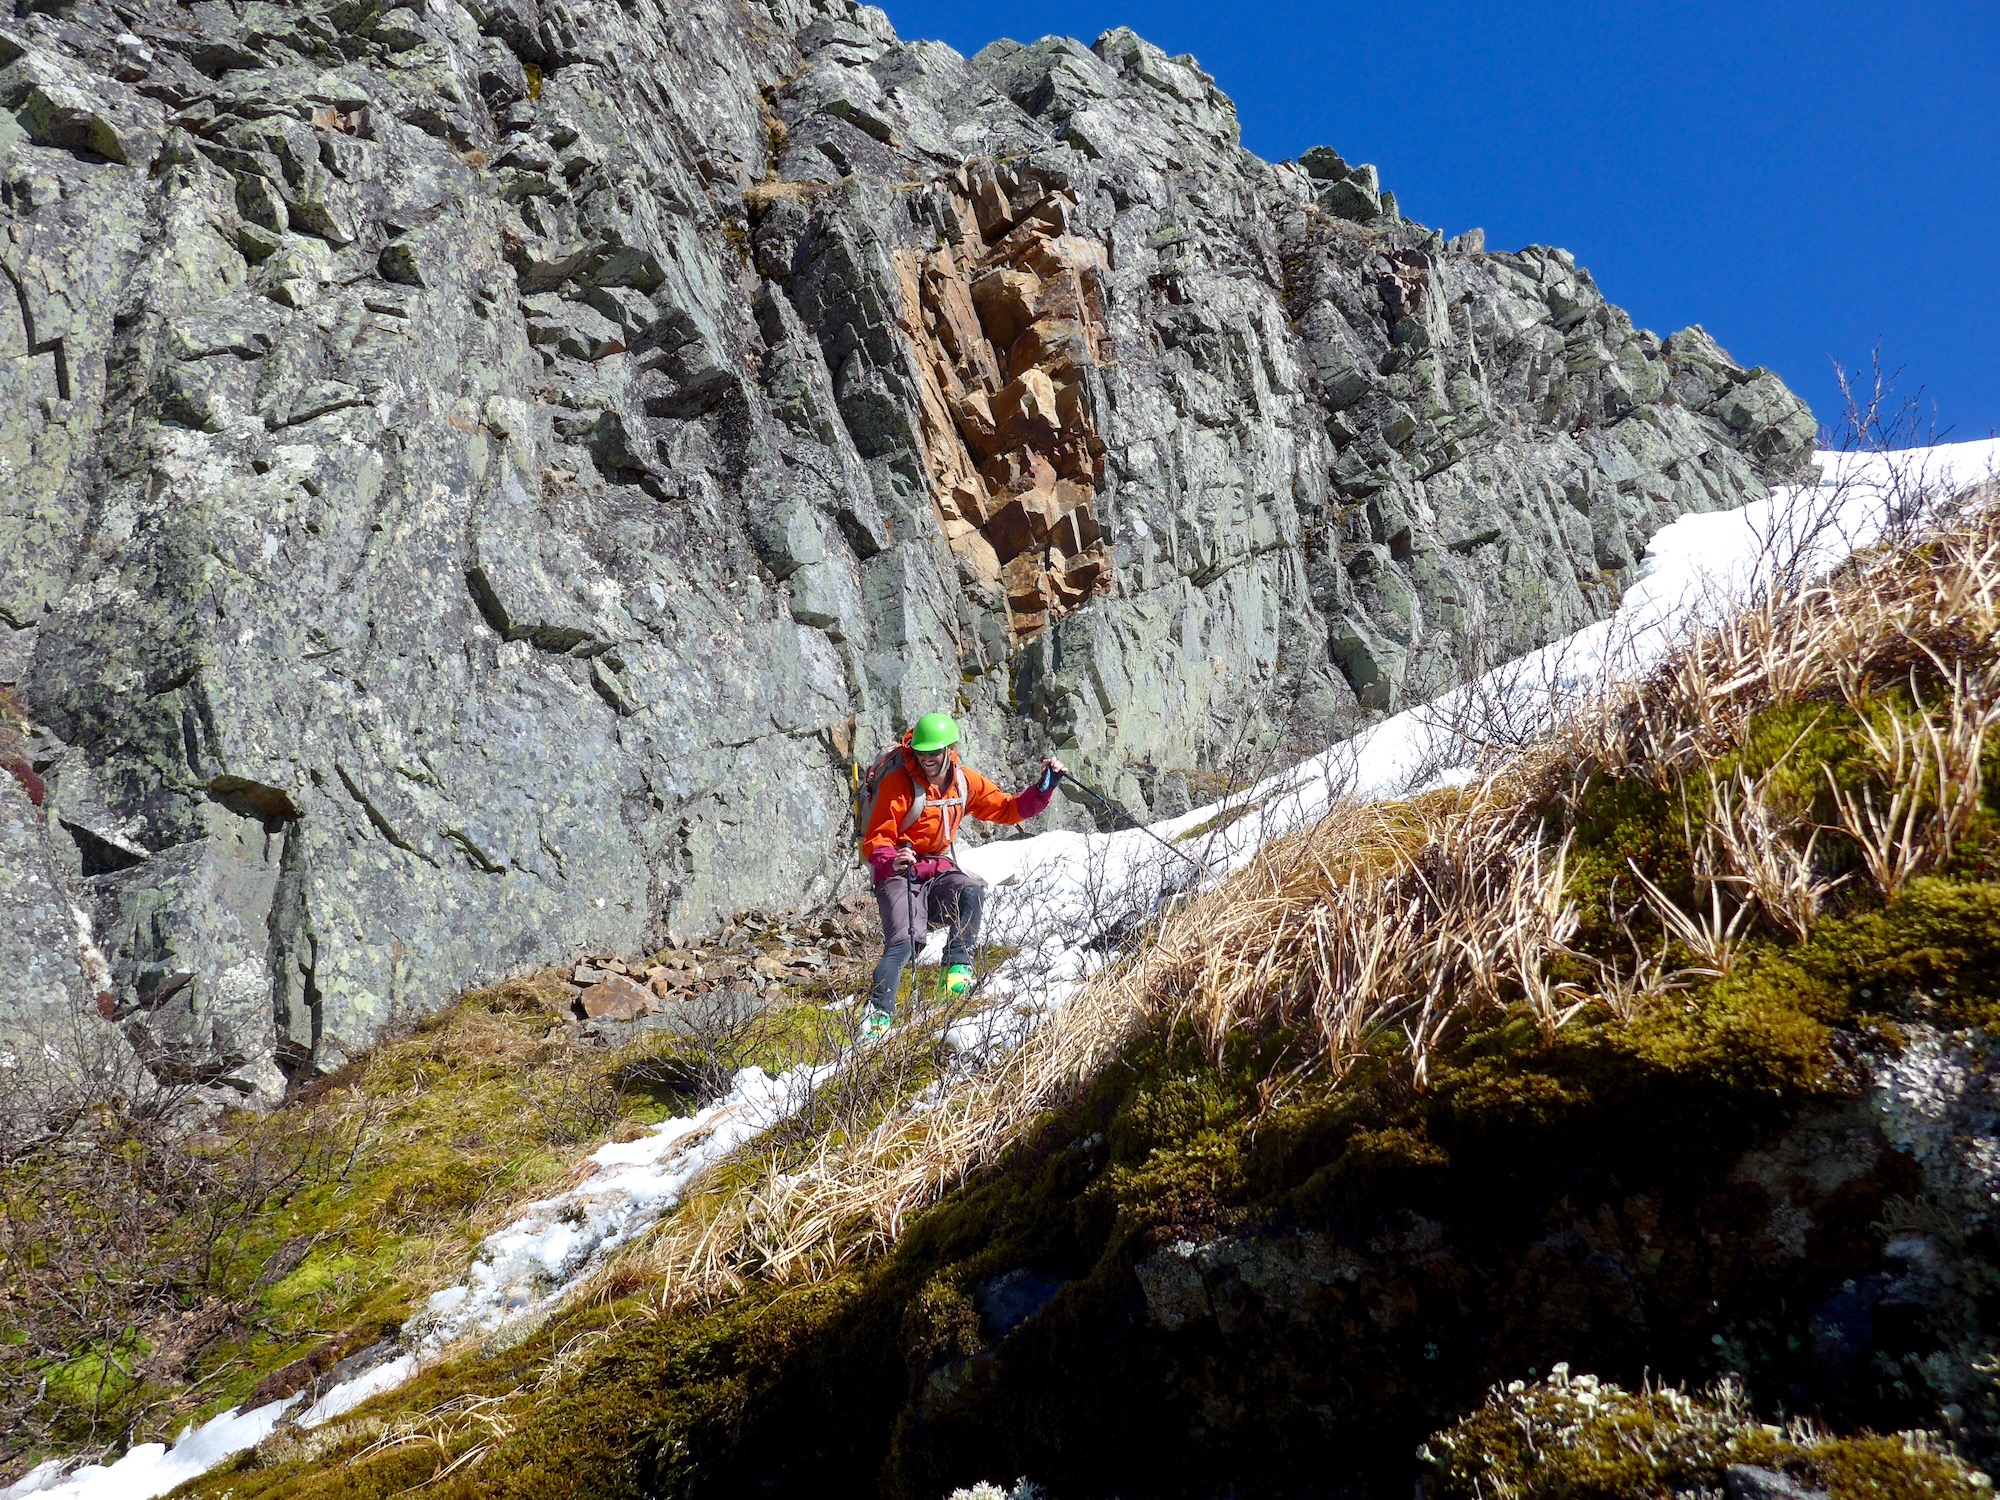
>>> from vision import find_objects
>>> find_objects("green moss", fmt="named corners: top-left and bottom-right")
top-left (1097, 1127), bottom-right (1247, 1239)
top-left (1105, 1068), bottom-right (1238, 1163)
top-left (188, 836), bottom-right (2000, 1499)
top-left (1566, 771), bottom-right (1693, 948)
top-left (262, 1253), bottom-right (348, 1308)
top-left (480, 1281), bottom-right (866, 1500)
top-left (1619, 946), bottom-right (1845, 1092)
top-left (1808, 878), bottom-right (2000, 1029)
top-left (1817, 1433), bottom-right (1994, 1500)
top-left (2, 971), bottom-right (859, 1471)
top-left (376, 1157), bottom-right (492, 1229)
top-left (1419, 1368), bottom-right (1986, 1499)
top-left (1563, 688), bottom-right (2000, 968)
top-left (177, 880), bottom-right (1984, 1500)
top-left (41, 1337), bottom-right (148, 1412)
top-left (1173, 799), bottom-right (1262, 843)
top-left (1719, 697), bottom-right (1874, 811)
top-left (902, 1273), bottom-right (982, 1379)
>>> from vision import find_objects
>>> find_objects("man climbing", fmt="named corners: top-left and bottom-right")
top-left (859, 712), bottom-right (1066, 1040)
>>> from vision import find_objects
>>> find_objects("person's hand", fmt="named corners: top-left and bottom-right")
top-left (1043, 756), bottom-right (1068, 778)
top-left (892, 845), bottom-right (918, 875)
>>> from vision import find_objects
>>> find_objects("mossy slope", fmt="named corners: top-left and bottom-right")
top-left (183, 684), bottom-right (2000, 1500)
top-left (178, 521), bottom-right (2000, 1499)
top-left (0, 964), bottom-right (856, 1479)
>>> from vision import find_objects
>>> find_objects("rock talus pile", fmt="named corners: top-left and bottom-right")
top-left (0, 0), bottom-right (1816, 1101)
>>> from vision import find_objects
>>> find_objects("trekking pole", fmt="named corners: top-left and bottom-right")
top-left (1060, 774), bottom-right (1213, 880)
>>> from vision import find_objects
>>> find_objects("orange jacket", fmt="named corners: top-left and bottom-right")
top-left (861, 748), bottom-right (1040, 874)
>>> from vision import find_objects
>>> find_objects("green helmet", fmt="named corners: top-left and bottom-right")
top-left (910, 712), bottom-right (960, 753)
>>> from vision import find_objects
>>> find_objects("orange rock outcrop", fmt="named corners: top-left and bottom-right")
top-left (890, 160), bottom-right (1113, 642)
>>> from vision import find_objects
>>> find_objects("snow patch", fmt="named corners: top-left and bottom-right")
top-left (3, 1398), bottom-right (300, 1500)
top-left (960, 441), bottom-right (2000, 927)
top-left (406, 1061), bottom-right (837, 1349)
top-left (299, 1354), bottom-right (418, 1428)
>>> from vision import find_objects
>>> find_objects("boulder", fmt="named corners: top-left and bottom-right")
top-left (992, 370), bottom-right (1061, 446)
top-left (1, 49), bottom-right (161, 165)
top-left (970, 268), bottom-right (1039, 348)
top-left (578, 974), bottom-right (652, 1022)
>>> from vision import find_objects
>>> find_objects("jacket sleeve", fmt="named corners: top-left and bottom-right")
top-left (862, 768), bottom-right (912, 867)
top-left (964, 767), bottom-right (1051, 826)
top-left (1013, 778), bottom-right (1054, 819)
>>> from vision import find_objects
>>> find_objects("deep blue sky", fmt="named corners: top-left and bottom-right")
top-left (879, 0), bottom-right (1999, 443)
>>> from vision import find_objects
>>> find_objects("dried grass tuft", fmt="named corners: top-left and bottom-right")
top-left (1826, 662), bottom-right (2000, 897)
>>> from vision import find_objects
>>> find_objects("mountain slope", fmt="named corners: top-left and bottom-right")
top-left (0, 0), bottom-right (1813, 1100)
top-left (23, 481), bottom-right (1987, 1500)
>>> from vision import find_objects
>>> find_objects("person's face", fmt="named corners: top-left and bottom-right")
top-left (915, 747), bottom-right (947, 782)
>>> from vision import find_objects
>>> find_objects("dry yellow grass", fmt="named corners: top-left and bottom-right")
top-left (614, 496), bottom-right (2000, 1317)
top-left (742, 178), bottom-right (833, 206)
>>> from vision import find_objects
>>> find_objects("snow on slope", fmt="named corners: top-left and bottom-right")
top-left (960, 440), bottom-right (2000, 930)
top-left (9, 439), bottom-right (1992, 1500)
top-left (0, 1403), bottom-right (299, 1500)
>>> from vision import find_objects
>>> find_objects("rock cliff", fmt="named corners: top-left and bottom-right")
top-left (0, 0), bottom-right (1815, 1100)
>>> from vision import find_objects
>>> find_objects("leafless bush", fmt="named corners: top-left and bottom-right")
top-left (1400, 619), bottom-right (1640, 790)
top-left (0, 992), bottom-right (201, 1166)
top-left (629, 989), bottom-right (785, 1103)
top-left (1827, 350), bottom-right (1958, 538)
top-left (521, 1064), bottom-right (626, 1147)
top-left (0, 1090), bottom-right (370, 1470)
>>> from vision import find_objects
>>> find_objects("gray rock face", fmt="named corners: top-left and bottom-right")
top-left (0, 745), bottom-right (144, 1130)
top-left (0, 0), bottom-right (1815, 1099)
top-left (0, 766), bottom-right (91, 1060)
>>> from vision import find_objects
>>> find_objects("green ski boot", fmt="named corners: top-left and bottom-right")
top-left (859, 1007), bottom-right (891, 1042)
top-left (942, 964), bottom-right (973, 999)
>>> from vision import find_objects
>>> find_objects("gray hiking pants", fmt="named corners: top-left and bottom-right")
top-left (868, 869), bottom-right (984, 1016)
